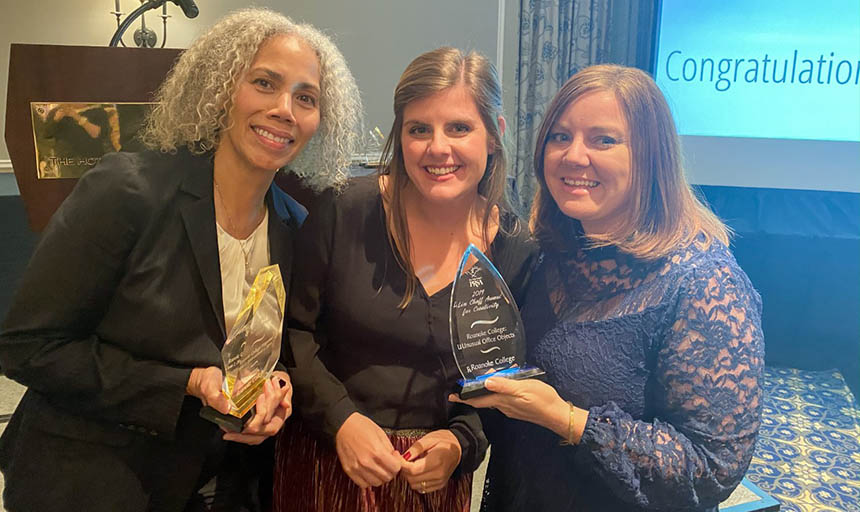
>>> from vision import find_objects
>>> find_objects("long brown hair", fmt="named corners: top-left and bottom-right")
top-left (379, 47), bottom-right (511, 308)
top-left (530, 64), bottom-right (728, 258)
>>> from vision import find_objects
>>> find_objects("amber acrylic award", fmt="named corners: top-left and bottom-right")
top-left (449, 245), bottom-right (544, 399)
top-left (200, 264), bottom-right (286, 432)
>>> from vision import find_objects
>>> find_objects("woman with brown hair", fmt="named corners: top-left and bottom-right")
top-left (274, 47), bottom-right (535, 511)
top-left (453, 64), bottom-right (764, 511)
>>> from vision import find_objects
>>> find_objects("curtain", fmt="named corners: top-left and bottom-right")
top-left (511, 0), bottom-right (657, 212)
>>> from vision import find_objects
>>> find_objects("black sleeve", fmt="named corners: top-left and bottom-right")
top-left (285, 189), bottom-right (358, 438)
top-left (0, 153), bottom-right (192, 435)
top-left (447, 402), bottom-right (489, 473)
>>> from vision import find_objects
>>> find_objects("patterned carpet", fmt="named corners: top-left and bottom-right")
top-left (747, 367), bottom-right (860, 512)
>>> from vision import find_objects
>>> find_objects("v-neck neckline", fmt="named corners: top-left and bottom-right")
top-left (373, 179), bottom-right (505, 303)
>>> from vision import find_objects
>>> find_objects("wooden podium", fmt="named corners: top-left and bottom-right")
top-left (5, 44), bottom-right (181, 232)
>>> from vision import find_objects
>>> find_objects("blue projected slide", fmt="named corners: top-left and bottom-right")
top-left (655, 0), bottom-right (860, 143)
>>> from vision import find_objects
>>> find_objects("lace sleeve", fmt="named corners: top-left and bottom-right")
top-left (575, 260), bottom-right (764, 509)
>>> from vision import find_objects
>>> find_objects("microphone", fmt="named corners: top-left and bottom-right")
top-left (171, 0), bottom-right (199, 18)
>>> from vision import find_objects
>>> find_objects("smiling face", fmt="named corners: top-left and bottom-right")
top-left (399, 83), bottom-right (494, 205)
top-left (216, 34), bottom-right (321, 175)
top-left (542, 90), bottom-right (632, 235)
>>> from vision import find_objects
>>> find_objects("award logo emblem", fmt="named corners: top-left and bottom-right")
top-left (200, 264), bottom-right (286, 432)
top-left (449, 245), bottom-right (544, 398)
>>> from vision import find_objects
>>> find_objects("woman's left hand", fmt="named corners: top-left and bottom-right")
top-left (400, 429), bottom-right (462, 494)
top-left (449, 378), bottom-right (585, 442)
top-left (223, 371), bottom-right (292, 445)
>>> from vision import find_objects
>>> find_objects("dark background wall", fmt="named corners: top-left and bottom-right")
top-left (0, 194), bottom-right (38, 320)
top-left (700, 186), bottom-right (860, 398)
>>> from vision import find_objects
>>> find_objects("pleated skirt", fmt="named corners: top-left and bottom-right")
top-left (272, 420), bottom-right (472, 512)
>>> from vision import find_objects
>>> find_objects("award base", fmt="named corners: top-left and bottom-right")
top-left (199, 406), bottom-right (253, 433)
top-left (455, 366), bottom-right (546, 399)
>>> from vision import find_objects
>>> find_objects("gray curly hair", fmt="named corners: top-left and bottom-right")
top-left (142, 8), bottom-right (362, 191)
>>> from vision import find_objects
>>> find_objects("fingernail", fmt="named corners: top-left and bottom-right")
top-left (404, 452), bottom-right (412, 461)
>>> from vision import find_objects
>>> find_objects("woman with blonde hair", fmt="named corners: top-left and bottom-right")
top-left (275, 47), bottom-right (535, 511)
top-left (454, 64), bottom-right (763, 511)
top-left (0, 8), bottom-right (360, 511)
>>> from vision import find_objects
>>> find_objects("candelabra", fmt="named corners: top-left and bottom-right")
top-left (109, 0), bottom-right (198, 48)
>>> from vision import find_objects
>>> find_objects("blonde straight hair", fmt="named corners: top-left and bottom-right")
top-left (378, 47), bottom-right (512, 308)
top-left (530, 64), bottom-right (728, 258)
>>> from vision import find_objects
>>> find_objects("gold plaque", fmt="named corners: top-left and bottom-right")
top-left (31, 102), bottom-right (154, 179)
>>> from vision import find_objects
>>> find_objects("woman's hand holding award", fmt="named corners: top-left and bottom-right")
top-left (449, 245), bottom-right (544, 398)
top-left (200, 264), bottom-right (286, 432)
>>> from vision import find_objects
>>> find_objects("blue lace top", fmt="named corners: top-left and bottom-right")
top-left (481, 236), bottom-right (764, 511)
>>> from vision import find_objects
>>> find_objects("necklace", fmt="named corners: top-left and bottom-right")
top-left (214, 179), bottom-right (263, 278)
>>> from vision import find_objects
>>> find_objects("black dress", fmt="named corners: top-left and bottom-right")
top-left (274, 174), bottom-right (536, 511)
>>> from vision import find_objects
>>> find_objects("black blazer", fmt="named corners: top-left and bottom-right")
top-left (0, 149), bottom-right (305, 512)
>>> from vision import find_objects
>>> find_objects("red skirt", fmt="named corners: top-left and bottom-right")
top-left (272, 420), bottom-right (472, 512)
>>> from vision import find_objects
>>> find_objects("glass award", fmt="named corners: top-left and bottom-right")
top-left (449, 245), bottom-right (544, 399)
top-left (200, 264), bottom-right (286, 432)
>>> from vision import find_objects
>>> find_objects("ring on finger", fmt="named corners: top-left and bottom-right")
top-left (420, 480), bottom-right (427, 494)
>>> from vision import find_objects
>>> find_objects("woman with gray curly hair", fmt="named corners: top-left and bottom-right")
top-left (0, 8), bottom-right (360, 512)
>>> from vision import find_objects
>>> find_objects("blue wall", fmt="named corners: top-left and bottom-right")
top-left (700, 186), bottom-right (860, 397)
top-left (0, 174), bottom-right (20, 196)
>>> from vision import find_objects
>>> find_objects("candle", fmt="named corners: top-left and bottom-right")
top-left (115, 0), bottom-right (120, 11)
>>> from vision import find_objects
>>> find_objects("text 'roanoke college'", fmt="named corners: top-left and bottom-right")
top-left (465, 355), bottom-right (515, 374)
top-left (457, 326), bottom-right (516, 350)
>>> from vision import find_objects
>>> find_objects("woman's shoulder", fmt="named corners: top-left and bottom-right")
top-left (71, 150), bottom-right (193, 213)
top-left (494, 212), bottom-right (537, 259)
top-left (302, 172), bottom-right (381, 235)
top-left (655, 233), bottom-right (726, 271)
top-left (92, 147), bottom-right (200, 174)
top-left (329, 173), bottom-right (380, 211)
top-left (668, 236), bottom-right (760, 305)
top-left (83, 149), bottom-right (207, 197)
top-left (44, 150), bottom-right (207, 242)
